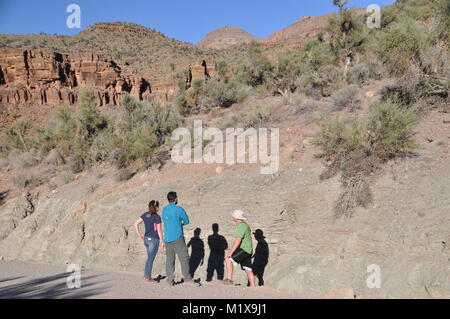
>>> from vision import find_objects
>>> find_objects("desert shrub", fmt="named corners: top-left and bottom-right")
top-left (380, 82), bottom-right (415, 106)
top-left (231, 41), bottom-right (272, 88)
top-left (76, 88), bottom-right (108, 140)
top-left (380, 4), bottom-right (399, 28)
top-left (105, 95), bottom-right (179, 168)
top-left (348, 60), bottom-right (383, 85)
top-left (430, 0), bottom-right (450, 43)
top-left (291, 41), bottom-right (341, 98)
top-left (220, 101), bottom-right (272, 129)
top-left (314, 117), bottom-right (364, 161)
top-left (330, 85), bottom-right (360, 111)
top-left (326, 9), bottom-right (367, 81)
top-left (267, 52), bottom-right (303, 96)
top-left (28, 92), bottom-right (177, 171)
top-left (43, 105), bottom-right (77, 155)
top-left (314, 97), bottom-right (420, 217)
top-left (366, 98), bottom-right (420, 159)
top-left (285, 93), bottom-right (319, 115)
top-left (379, 17), bottom-right (426, 76)
top-left (176, 76), bottom-right (248, 114)
top-left (33, 89), bottom-right (108, 171)
top-left (335, 173), bottom-right (372, 218)
top-left (203, 79), bottom-right (240, 108)
top-left (2, 119), bottom-right (32, 152)
top-left (175, 78), bottom-right (204, 116)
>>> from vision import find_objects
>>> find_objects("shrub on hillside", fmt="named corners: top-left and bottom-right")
top-left (314, 98), bottom-right (420, 217)
top-left (285, 93), bottom-right (320, 115)
top-left (267, 52), bottom-right (303, 96)
top-left (220, 101), bottom-right (272, 129)
top-left (27, 92), bottom-right (178, 171)
top-left (326, 9), bottom-right (367, 81)
top-left (232, 41), bottom-right (272, 88)
top-left (330, 85), bottom-right (360, 111)
top-left (348, 60), bottom-right (383, 85)
top-left (366, 99), bottom-right (420, 159)
top-left (203, 79), bottom-right (240, 108)
top-left (102, 95), bottom-right (178, 168)
top-left (379, 18), bottom-right (426, 76)
top-left (2, 119), bottom-right (32, 152)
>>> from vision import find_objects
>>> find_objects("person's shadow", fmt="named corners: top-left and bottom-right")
top-left (187, 228), bottom-right (205, 279)
top-left (206, 223), bottom-right (228, 282)
top-left (252, 229), bottom-right (269, 286)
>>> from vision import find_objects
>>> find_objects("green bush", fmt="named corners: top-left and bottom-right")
top-left (379, 18), bottom-right (426, 75)
top-left (2, 119), bottom-right (32, 152)
top-left (285, 93), bottom-right (319, 115)
top-left (27, 92), bottom-right (178, 171)
top-left (314, 117), bottom-right (364, 160)
top-left (326, 10), bottom-right (367, 73)
top-left (367, 98), bottom-right (420, 159)
top-left (104, 95), bottom-right (179, 168)
top-left (267, 52), bottom-right (303, 96)
top-left (330, 85), bottom-right (360, 111)
top-left (314, 97), bottom-right (420, 217)
top-left (220, 101), bottom-right (272, 129)
top-left (203, 79), bottom-right (248, 108)
top-left (231, 41), bottom-right (273, 88)
top-left (76, 88), bottom-right (108, 140)
top-left (348, 60), bottom-right (383, 85)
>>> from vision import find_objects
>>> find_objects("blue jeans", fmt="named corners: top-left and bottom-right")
top-left (143, 236), bottom-right (160, 279)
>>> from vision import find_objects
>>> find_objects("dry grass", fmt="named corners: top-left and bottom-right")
top-left (335, 173), bottom-right (373, 218)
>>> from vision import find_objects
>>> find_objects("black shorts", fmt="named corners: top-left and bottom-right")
top-left (230, 248), bottom-right (253, 271)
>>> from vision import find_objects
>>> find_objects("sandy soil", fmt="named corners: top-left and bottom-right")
top-left (0, 261), bottom-right (303, 299)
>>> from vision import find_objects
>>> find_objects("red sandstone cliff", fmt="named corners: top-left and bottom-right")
top-left (0, 49), bottom-right (216, 107)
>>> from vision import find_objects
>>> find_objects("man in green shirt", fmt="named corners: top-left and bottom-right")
top-left (223, 210), bottom-right (256, 287)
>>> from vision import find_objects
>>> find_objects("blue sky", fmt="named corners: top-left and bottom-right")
top-left (0, 0), bottom-right (395, 44)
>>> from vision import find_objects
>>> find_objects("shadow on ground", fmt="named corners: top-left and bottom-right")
top-left (0, 272), bottom-right (109, 299)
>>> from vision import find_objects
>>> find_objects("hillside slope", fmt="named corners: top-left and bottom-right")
top-left (198, 26), bottom-right (258, 50)
top-left (0, 22), bottom-right (213, 84)
top-left (0, 91), bottom-right (448, 298)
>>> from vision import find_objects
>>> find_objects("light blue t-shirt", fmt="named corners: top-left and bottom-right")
top-left (161, 203), bottom-right (189, 243)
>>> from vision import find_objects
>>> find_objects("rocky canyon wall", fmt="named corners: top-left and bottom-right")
top-left (0, 49), bottom-right (216, 107)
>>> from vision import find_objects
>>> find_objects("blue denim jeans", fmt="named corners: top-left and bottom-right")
top-left (143, 236), bottom-right (160, 279)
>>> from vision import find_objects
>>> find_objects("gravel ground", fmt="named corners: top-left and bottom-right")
top-left (0, 261), bottom-right (302, 299)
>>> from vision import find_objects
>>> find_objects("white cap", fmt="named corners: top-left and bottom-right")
top-left (232, 209), bottom-right (246, 220)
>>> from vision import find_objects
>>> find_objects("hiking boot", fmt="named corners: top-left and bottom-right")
top-left (222, 279), bottom-right (234, 285)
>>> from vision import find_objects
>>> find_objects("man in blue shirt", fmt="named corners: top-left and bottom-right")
top-left (162, 191), bottom-right (195, 286)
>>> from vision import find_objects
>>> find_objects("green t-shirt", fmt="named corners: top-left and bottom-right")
top-left (234, 222), bottom-right (252, 254)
